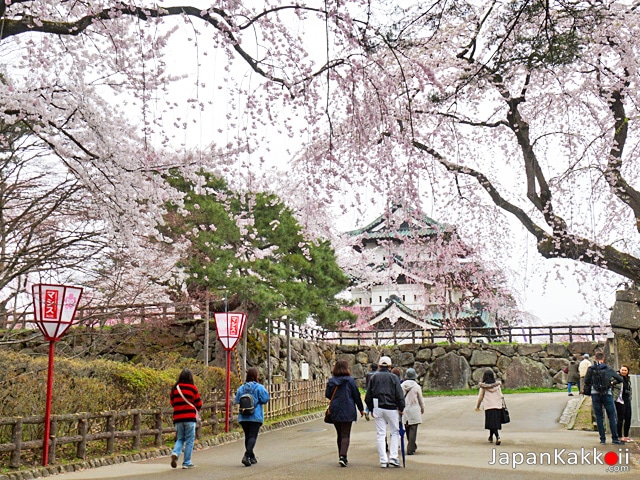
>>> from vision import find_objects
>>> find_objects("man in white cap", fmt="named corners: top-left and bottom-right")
top-left (364, 355), bottom-right (405, 468)
top-left (579, 354), bottom-right (592, 394)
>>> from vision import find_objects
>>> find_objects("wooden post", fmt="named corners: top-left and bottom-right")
top-left (9, 418), bottom-right (23, 468)
top-left (77, 415), bottom-right (88, 459)
top-left (106, 413), bottom-right (115, 454)
top-left (48, 417), bottom-right (57, 464)
top-left (154, 411), bottom-right (163, 447)
top-left (132, 411), bottom-right (141, 451)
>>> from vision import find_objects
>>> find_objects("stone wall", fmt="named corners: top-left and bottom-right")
top-left (0, 323), bottom-right (604, 390)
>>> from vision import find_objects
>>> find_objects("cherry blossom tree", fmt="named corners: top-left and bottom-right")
top-left (298, 1), bottom-right (640, 290)
top-left (2, 0), bottom-right (639, 319)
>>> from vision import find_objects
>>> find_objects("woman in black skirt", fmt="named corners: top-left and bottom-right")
top-left (475, 369), bottom-right (504, 445)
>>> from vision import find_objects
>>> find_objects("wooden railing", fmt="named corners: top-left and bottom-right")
top-left (0, 380), bottom-right (327, 469)
top-left (0, 303), bottom-right (610, 346)
top-left (317, 324), bottom-right (611, 345)
top-left (0, 303), bottom-right (200, 330)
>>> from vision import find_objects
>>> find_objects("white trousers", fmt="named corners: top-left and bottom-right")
top-left (373, 407), bottom-right (400, 464)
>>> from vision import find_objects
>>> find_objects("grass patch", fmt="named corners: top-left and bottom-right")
top-left (571, 396), bottom-right (595, 431)
top-left (424, 386), bottom-right (561, 397)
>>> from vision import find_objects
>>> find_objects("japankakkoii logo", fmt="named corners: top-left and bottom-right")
top-left (488, 447), bottom-right (631, 472)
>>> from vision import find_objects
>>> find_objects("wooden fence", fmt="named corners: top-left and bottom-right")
top-left (0, 379), bottom-right (327, 469)
top-left (317, 324), bottom-right (611, 346)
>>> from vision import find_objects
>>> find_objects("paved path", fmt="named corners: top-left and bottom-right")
top-left (50, 392), bottom-right (638, 479)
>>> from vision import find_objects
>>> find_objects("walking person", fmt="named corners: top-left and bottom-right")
top-left (566, 356), bottom-right (581, 396)
top-left (401, 368), bottom-right (424, 455)
top-left (365, 355), bottom-right (405, 468)
top-left (583, 351), bottom-right (624, 445)
top-left (235, 367), bottom-right (270, 466)
top-left (325, 360), bottom-right (365, 467)
top-left (579, 354), bottom-right (592, 394)
top-left (475, 369), bottom-right (504, 445)
top-left (614, 365), bottom-right (633, 442)
top-left (170, 368), bottom-right (202, 469)
top-left (364, 363), bottom-right (378, 421)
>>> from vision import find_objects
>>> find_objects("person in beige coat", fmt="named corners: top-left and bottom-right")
top-left (401, 368), bottom-right (424, 455)
top-left (475, 369), bottom-right (504, 445)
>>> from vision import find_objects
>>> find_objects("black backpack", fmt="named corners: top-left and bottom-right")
top-left (238, 386), bottom-right (256, 415)
top-left (590, 366), bottom-right (610, 394)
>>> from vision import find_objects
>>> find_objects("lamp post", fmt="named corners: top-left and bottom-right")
top-left (214, 311), bottom-right (247, 432)
top-left (31, 283), bottom-right (83, 466)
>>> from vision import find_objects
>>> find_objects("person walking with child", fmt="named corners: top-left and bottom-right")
top-left (401, 368), bottom-right (424, 455)
top-left (170, 368), bottom-right (202, 469)
top-left (475, 369), bottom-right (504, 445)
top-left (235, 367), bottom-right (270, 467)
top-left (325, 360), bottom-right (364, 467)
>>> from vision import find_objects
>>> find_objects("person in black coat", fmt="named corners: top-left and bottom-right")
top-left (614, 365), bottom-right (633, 442)
top-left (325, 360), bottom-right (365, 467)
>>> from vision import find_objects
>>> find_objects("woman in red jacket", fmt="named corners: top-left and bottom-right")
top-left (170, 368), bottom-right (202, 469)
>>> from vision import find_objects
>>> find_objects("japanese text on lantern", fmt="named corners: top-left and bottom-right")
top-left (44, 290), bottom-right (58, 319)
top-left (229, 315), bottom-right (240, 336)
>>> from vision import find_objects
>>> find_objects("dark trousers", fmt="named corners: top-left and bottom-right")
top-left (615, 400), bottom-right (632, 438)
top-left (405, 423), bottom-right (419, 454)
top-left (240, 421), bottom-right (262, 458)
top-left (591, 394), bottom-right (619, 442)
top-left (333, 422), bottom-right (352, 458)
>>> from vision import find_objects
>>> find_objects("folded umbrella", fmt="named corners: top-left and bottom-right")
top-left (398, 420), bottom-right (406, 467)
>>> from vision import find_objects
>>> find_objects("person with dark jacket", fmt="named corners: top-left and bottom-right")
top-left (583, 352), bottom-right (624, 445)
top-left (566, 356), bottom-right (581, 396)
top-left (170, 368), bottom-right (202, 469)
top-left (365, 356), bottom-right (405, 468)
top-left (614, 365), bottom-right (633, 442)
top-left (235, 368), bottom-right (270, 467)
top-left (325, 360), bottom-right (364, 467)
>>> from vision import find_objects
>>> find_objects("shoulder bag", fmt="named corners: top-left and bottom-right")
top-left (324, 386), bottom-right (338, 424)
top-left (501, 397), bottom-right (510, 424)
top-left (176, 385), bottom-right (202, 425)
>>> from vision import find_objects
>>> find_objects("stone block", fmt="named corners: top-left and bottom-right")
top-left (517, 344), bottom-right (543, 356)
top-left (469, 350), bottom-right (498, 366)
top-left (504, 356), bottom-right (553, 389)
top-left (397, 351), bottom-right (415, 366)
top-left (497, 355), bottom-right (512, 371)
top-left (541, 357), bottom-right (569, 372)
top-left (356, 351), bottom-right (369, 364)
top-left (427, 352), bottom-right (470, 390)
top-left (546, 343), bottom-right (568, 357)
top-left (489, 344), bottom-right (516, 356)
top-left (610, 293), bottom-right (640, 330)
top-left (432, 346), bottom-right (446, 358)
top-left (415, 348), bottom-right (432, 362)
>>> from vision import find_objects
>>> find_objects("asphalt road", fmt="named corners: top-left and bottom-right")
top-left (49, 392), bottom-right (638, 479)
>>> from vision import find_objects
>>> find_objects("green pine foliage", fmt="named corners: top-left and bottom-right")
top-left (161, 170), bottom-right (354, 328)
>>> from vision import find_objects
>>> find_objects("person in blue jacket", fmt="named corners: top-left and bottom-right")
top-left (234, 367), bottom-right (270, 466)
top-left (325, 360), bottom-right (365, 467)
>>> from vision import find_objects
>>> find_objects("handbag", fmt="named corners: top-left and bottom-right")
top-left (176, 385), bottom-right (202, 425)
top-left (501, 398), bottom-right (510, 424)
top-left (324, 386), bottom-right (338, 424)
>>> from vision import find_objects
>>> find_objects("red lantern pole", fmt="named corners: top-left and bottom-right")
top-left (225, 349), bottom-right (232, 432)
top-left (42, 340), bottom-right (56, 466)
top-left (214, 311), bottom-right (247, 434)
top-left (31, 283), bottom-right (83, 467)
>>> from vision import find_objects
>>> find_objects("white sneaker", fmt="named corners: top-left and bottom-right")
top-left (388, 459), bottom-right (400, 468)
top-left (380, 463), bottom-right (388, 468)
